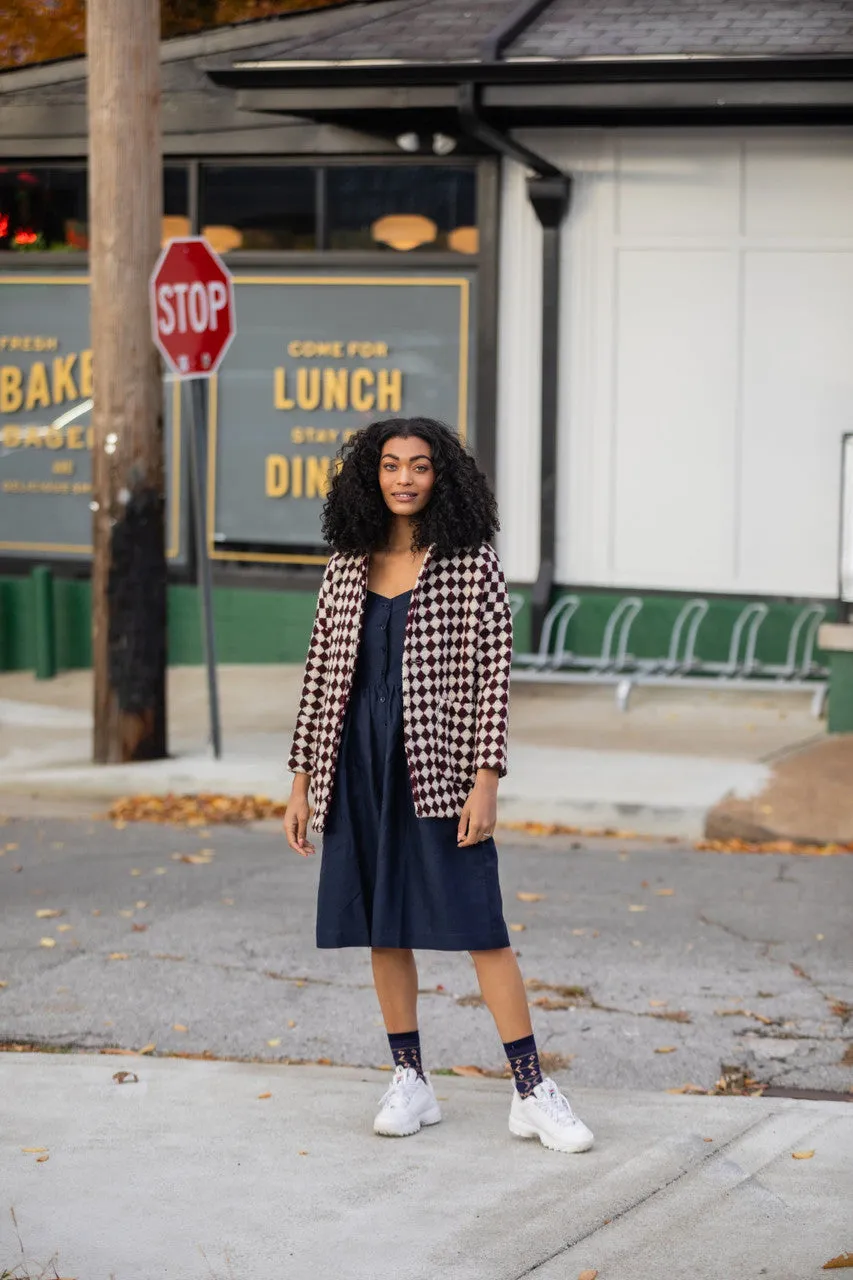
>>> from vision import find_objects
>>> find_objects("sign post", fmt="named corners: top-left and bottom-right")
top-left (150, 237), bottom-right (236, 759)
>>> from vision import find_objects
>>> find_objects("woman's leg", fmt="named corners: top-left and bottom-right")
top-left (470, 947), bottom-right (532, 1042)
top-left (371, 946), bottom-right (419, 1033)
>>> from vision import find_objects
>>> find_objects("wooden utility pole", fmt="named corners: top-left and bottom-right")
top-left (87, 0), bottom-right (167, 762)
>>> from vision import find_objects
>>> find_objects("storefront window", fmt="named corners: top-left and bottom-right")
top-left (162, 164), bottom-right (190, 241)
top-left (0, 166), bottom-right (88, 252)
top-left (200, 165), bottom-right (316, 251)
top-left (326, 166), bottom-right (477, 252)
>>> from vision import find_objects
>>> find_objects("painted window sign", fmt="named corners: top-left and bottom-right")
top-left (0, 271), bottom-right (475, 566)
top-left (0, 276), bottom-right (186, 561)
top-left (205, 272), bottom-right (476, 565)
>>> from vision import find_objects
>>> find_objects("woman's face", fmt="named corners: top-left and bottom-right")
top-left (378, 435), bottom-right (435, 517)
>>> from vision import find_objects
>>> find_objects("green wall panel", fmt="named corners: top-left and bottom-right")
top-left (0, 572), bottom-right (837, 676)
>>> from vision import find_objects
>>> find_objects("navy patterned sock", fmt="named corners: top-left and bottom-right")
top-left (388, 1029), bottom-right (425, 1081)
top-left (503, 1033), bottom-right (543, 1099)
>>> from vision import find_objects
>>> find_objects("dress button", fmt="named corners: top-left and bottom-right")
top-left (380, 696), bottom-right (386, 703)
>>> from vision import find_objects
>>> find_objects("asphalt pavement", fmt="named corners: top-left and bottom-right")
top-left (1, 818), bottom-right (850, 1093)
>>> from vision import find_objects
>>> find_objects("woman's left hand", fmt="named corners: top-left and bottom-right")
top-left (457, 772), bottom-right (499, 846)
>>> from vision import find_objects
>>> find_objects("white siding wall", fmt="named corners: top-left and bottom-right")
top-left (496, 128), bottom-right (853, 596)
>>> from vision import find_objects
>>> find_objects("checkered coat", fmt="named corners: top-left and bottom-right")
top-left (287, 542), bottom-right (513, 833)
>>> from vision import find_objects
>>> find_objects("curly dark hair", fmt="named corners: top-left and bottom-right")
top-left (321, 417), bottom-right (499, 558)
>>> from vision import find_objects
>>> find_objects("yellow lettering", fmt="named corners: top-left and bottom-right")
top-left (291, 428), bottom-right (305, 444)
top-left (45, 428), bottom-right (64, 450)
top-left (266, 454), bottom-right (289, 497)
top-left (377, 369), bottom-right (403, 412)
top-left (0, 366), bottom-right (23, 412)
top-left (350, 368), bottom-right (375, 412)
top-left (52, 459), bottom-right (75, 475)
top-left (292, 454), bottom-right (304, 498)
top-left (274, 367), bottom-right (295, 410)
top-left (23, 426), bottom-right (43, 448)
top-left (24, 361), bottom-right (51, 410)
top-left (52, 354), bottom-right (78, 404)
top-left (79, 348), bottom-right (93, 398)
top-left (306, 455), bottom-right (331, 499)
top-left (296, 369), bottom-right (320, 412)
top-left (67, 426), bottom-right (84, 450)
top-left (1, 425), bottom-right (22, 447)
top-left (323, 368), bottom-right (348, 412)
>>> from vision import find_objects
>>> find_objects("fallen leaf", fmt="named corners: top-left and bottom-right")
top-left (703, 1137), bottom-right (714, 1142)
top-left (36, 1155), bottom-right (49, 1163)
top-left (696, 837), bottom-right (853, 857)
top-left (649, 999), bottom-right (668, 1007)
top-left (656, 888), bottom-right (675, 896)
top-left (258, 1091), bottom-right (272, 1099)
top-left (173, 1024), bottom-right (188, 1033)
top-left (628, 904), bottom-right (647, 912)
top-left (651, 1009), bottom-right (691, 1023)
top-left (451, 1065), bottom-right (490, 1077)
top-left (287, 1020), bottom-right (296, 1028)
top-left (267, 1038), bottom-right (281, 1047)
top-left (108, 793), bottom-right (289, 827)
top-left (112, 1070), bottom-right (139, 1084)
top-left (298, 1150), bottom-right (309, 1155)
top-left (108, 952), bottom-right (129, 961)
top-left (130, 869), bottom-right (142, 876)
top-left (131, 923), bottom-right (148, 932)
top-left (135, 901), bottom-right (148, 909)
top-left (525, 980), bottom-right (586, 999)
top-left (666, 1083), bottom-right (706, 1094)
top-left (39, 938), bottom-right (56, 948)
top-left (21, 1146), bottom-right (48, 1153)
top-left (91, 908), bottom-right (102, 915)
top-left (578, 1271), bottom-right (599, 1280)
top-left (792, 1149), bottom-right (815, 1160)
top-left (531, 996), bottom-right (574, 1011)
top-left (655, 1046), bottom-right (677, 1054)
top-left (6, 843), bottom-right (19, 850)
top-left (137, 1043), bottom-right (156, 1055)
top-left (823, 1253), bottom-right (853, 1269)
top-left (118, 910), bottom-right (134, 918)
top-left (456, 994), bottom-right (485, 1007)
top-left (316, 1057), bottom-right (332, 1065)
top-left (153, 867), bottom-right (168, 875)
top-left (715, 1008), bottom-right (773, 1025)
top-left (571, 928), bottom-right (587, 935)
top-left (57, 924), bottom-right (73, 933)
top-left (35, 908), bottom-right (63, 919)
top-left (508, 923), bottom-right (526, 932)
top-left (0, 980), bottom-right (7, 987)
top-left (516, 891), bottom-right (544, 902)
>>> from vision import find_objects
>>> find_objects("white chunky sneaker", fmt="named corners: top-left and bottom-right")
top-left (509, 1077), bottom-right (594, 1153)
top-left (373, 1066), bottom-right (442, 1137)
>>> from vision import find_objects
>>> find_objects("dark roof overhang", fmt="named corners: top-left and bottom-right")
top-left (206, 54), bottom-right (853, 131)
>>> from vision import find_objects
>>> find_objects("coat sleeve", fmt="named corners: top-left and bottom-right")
top-left (287, 555), bottom-right (337, 775)
top-left (474, 545), bottom-right (513, 777)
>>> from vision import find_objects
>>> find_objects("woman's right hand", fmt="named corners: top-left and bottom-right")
top-left (283, 778), bottom-right (315, 856)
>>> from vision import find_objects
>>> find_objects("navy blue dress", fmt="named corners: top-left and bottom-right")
top-left (316, 589), bottom-right (510, 951)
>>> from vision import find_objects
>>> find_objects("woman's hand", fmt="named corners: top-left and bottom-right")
top-left (457, 769), bottom-right (499, 846)
top-left (283, 775), bottom-right (316, 857)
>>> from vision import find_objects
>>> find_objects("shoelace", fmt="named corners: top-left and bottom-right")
top-left (378, 1066), bottom-right (420, 1109)
top-left (537, 1080), bottom-right (576, 1123)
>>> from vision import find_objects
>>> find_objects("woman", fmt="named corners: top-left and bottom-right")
top-left (284, 416), bottom-right (592, 1154)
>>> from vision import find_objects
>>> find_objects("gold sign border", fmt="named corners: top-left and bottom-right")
top-left (0, 275), bottom-right (183, 560)
top-left (207, 274), bottom-right (472, 567)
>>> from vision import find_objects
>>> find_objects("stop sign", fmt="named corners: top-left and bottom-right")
top-left (150, 237), bottom-right (235, 378)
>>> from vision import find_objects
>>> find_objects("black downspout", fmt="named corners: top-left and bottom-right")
top-left (458, 83), bottom-right (571, 646)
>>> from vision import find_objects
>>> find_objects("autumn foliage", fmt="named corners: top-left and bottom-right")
top-left (0, 0), bottom-right (347, 71)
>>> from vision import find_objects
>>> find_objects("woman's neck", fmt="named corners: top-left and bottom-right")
top-left (384, 516), bottom-right (416, 555)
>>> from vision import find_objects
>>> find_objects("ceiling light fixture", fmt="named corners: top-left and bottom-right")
top-left (395, 132), bottom-right (421, 153)
top-left (432, 133), bottom-right (457, 156)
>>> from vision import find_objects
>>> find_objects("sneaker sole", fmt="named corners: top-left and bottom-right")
top-left (374, 1107), bottom-right (442, 1138)
top-left (508, 1116), bottom-right (593, 1153)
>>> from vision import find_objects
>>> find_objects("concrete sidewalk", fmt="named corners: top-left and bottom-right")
top-left (1, 1053), bottom-right (850, 1280)
top-left (0, 666), bottom-right (823, 837)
